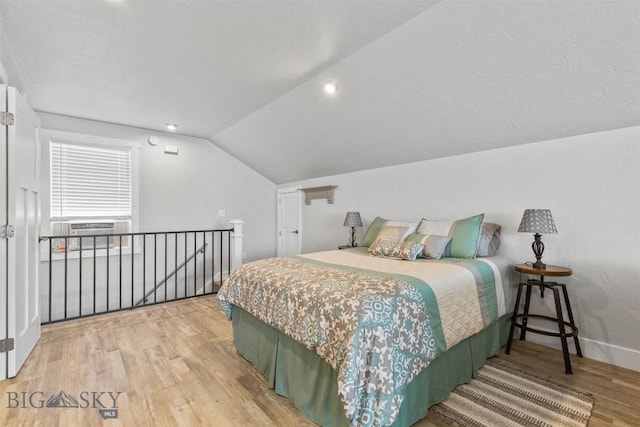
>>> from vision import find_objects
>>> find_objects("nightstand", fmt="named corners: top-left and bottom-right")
top-left (506, 264), bottom-right (583, 374)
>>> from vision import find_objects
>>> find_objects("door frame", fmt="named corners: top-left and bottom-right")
top-left (276, 187), bottom-right (302, 257)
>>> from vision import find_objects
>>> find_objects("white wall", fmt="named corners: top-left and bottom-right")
top-left (38, 112), bottom-right (278, 262)
top-left (280, 126), bottom-right (640, 371)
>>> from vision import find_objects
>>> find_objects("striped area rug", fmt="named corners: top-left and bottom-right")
top-left (432, 358), bottom-right (594, 427)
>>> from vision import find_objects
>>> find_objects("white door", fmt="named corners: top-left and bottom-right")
top-left (0, 84), bottom-right (7, 381)
top-left (277, 188), bottom-right (302, 257)
top-left (1, 85), bottom-right (41, 379)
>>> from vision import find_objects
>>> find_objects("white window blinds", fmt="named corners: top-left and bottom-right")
top-left (50, 140), bottom-right (132, 219)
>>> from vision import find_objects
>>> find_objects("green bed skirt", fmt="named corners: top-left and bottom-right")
top-left (232, 306), bottom-right (511, 426)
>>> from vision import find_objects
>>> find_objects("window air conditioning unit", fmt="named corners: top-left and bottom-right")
top-left (51, 220), bottom-right (130, 252)
top-left (68, 222), bottom-right (116, 251)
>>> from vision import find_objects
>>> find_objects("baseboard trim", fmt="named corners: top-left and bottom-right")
top-left (520, 327), bottom-right (640, 372)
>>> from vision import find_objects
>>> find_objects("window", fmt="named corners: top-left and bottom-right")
top-left (43, 130), bottom-right (139, 253)
top-left (50, 141), bottom-right (132, 220)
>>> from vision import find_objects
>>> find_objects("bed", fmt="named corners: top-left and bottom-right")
top-left (217, 242), bottom-right (513, 427)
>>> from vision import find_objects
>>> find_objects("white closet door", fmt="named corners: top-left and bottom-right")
top-left (3, 85), bottom-right (41, 379)
top-left (277, 188), bottom-right (302, 257)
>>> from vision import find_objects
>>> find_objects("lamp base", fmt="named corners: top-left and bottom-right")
top-left (349, 227), bottom-right (357, 248)
top-left (532, 260), bottom-right (546, 269)
top-left (531, 233), bottom-right (546, 269)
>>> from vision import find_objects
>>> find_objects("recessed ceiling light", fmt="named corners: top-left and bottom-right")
top-left (323, 80), bottom-right (337, 95)
top-left (165, 123), bottom-right (178, 131)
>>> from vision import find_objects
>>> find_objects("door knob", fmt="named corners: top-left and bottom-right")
top-left (290, 229), bottom-right (299, 234)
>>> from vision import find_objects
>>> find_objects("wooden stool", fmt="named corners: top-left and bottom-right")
top-left (506, 264), bottom-right (583, 374)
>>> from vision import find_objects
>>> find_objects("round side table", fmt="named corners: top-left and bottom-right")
top-left (505, 264), bottom-right (583, 374)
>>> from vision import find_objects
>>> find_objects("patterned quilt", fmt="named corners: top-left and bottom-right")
top-left (217, 248), bottom-right (506, 427)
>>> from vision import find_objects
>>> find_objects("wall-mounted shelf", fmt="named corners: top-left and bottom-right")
top-left (301, 186), bottom-right (336, 205)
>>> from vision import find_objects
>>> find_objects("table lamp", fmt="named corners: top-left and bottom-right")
top-left (517, 209), bottom-right (557, 269)
top-left (343, 212), bottom-right (362, 247)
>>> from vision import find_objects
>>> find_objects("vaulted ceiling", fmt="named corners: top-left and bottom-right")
top-left (1, 0), bottom-right (638, 183)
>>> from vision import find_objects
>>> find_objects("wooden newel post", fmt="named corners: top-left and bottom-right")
top-left (229, 219), bottom-right (244, 274)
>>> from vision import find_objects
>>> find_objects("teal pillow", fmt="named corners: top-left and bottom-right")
top-left (361, 217), bottom-right (387, 247)
top-left (450, 214), bottom-right (484, 258)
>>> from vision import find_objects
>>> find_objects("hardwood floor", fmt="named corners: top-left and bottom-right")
top-left (0, 297), bottom-right (638, 426)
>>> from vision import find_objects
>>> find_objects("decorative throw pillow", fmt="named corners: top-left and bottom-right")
top-left (369, 220), bottom-right (419, 248)
top-left (368, 239), bottom-right (396, 257)
top-left (369, 239), bottom-right (424, 261)
top-left (405, 233), bottom-right (452, 259)
top-left (417, 213), bottom-right (484, 258)
top-left (476, 222), bottom-right (501, 257)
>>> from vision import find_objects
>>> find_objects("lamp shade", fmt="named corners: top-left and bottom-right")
top-left (517, 209), bottom-right (557, 234)
top-left (343, 212), bottom-right (363, 227)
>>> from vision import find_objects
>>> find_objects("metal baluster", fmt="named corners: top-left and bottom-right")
top-left (79, 237), bottom-right (83, 317)
top-left (48, 238), bottom-right (52, 322)
top-left (106, 237), bottom-right (110, 311)
top-left (119, 235), bottom-right (123, 309)
top-left (202, 231), bottom-right (206, 295)
top-left (131, 234), bottom-right (135, 308)
top-left (154, 234), bottom-right (157, 304)
top-left (142, 234), bottom-right (146, 306)
top-left (184, 233), bottom-right (188, 296)
top-left (211, 231), bottom-right (216, 293)
top-left (64, 237), bottom-right (68, 320)
top-left (93, 236), bottom-right (96, 314)
top-left (175, 232), bottom-right (178, 299)
top-left (164, 232), bottom-right (168, 302)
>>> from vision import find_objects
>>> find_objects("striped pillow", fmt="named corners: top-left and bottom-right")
top-left (477, 222), bottom-right (502, 257)
top-left (417, 213), bottom-right (484, 258)
top-left (405, 233), bottom-right (451, 259)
